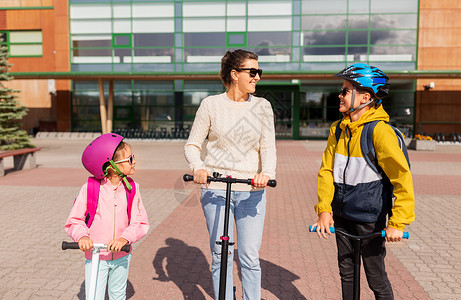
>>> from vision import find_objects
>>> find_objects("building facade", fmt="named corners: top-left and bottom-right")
top-left (1, 0), bottom-right (460, 139)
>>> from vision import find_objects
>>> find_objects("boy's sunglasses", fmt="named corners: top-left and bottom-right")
top-left (339, 88), bottom-right (352, 96)
top-left (114, 154), bottom-right (135, 165)
top-left (238, 68), bottom-right (263, 78)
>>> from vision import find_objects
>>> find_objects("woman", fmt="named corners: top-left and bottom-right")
top-left (184, 49), bottom-right (276, 299)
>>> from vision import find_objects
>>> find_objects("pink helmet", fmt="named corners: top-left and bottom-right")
top-left (82, 133), bottom-right (124, 179)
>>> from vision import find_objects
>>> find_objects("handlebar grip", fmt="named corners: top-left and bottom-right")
top-left (121, 244), bottom-right (131, 253)
top-left (267, 180), bottom-right (277, 187)
top-left (62, 241), bottom-right (79, 250)
top-left (309, 225), bottom-right (335, 233)
top-left (183, 174), bottom-right (193, 182)
top-left (380, 231), bottom-right (409, 239)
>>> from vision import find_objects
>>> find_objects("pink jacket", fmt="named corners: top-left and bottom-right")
top-left (65, 178), bottom-right (149, 260)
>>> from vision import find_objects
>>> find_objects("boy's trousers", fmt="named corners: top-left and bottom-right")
top-left (333, 216), bottom-right (394, 300)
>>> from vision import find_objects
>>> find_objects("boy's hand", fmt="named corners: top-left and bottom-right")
top-left (108, 238), bottom-right (129, 253)
top-left (384, 227), bottom-right (403, 242)
top-left (78, 236), bottom-right (93, 252)
top-left (312, 212), bottom-right (334, 239)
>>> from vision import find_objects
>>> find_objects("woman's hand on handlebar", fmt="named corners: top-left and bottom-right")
top-left (384, 226), bottom-right (404, 242)
top-left (78, 236), bottom-right (93, 252)
top-left (252, 173), bottom-right (270, 189)
top-left (193, 169), bottom-right (209, 185)
top-left (312, 212), bottom-right (334, 239)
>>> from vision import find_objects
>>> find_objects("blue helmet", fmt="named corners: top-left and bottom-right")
top-left (335, 63), bottom-right (390, 103)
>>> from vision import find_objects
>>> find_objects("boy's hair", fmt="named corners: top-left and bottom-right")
top-left (103, 141), bottom-right (130, 176)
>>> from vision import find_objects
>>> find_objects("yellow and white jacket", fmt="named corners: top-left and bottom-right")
top-left (315, 105), bottom-right (415, 230)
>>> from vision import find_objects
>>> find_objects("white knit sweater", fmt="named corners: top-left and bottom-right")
top-left (184, 93), bottom-right (277, 191)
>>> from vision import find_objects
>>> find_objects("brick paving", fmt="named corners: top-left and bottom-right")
top-left (0, 138), bottom-right (459, 299)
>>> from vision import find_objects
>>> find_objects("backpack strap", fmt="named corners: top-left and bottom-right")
top-left (85, 177), bottom-right (100, 228)
top-left (361, 121), bottom-right (382, 173)
top-left (125, 177), bottom-right (136, 225)
top-left (361, 120), bottom-right (411, 174)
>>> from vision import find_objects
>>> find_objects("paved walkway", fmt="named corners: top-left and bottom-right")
top-left (0, 138), bottom-right (460, 299)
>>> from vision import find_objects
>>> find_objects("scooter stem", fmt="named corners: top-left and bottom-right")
top-left (218, 181), bottom-right (232, 300)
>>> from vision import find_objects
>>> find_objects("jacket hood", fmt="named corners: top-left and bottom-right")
top-left (339, 105), bottom-right (390, 134)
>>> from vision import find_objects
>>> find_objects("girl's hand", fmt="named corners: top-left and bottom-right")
top-left (252, 173), bottom-right (270, 189)
top-left (107, 238), bottom-right (129, 253)
top-left (312, 212), bottom-right (334, 239)
top-left (78, 236), bottom-right (93, 252)
top-left (193, 169), bottom-right (209, 185)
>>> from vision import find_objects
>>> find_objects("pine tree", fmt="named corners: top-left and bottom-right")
top-left (0, 37), bottom-right (34, 150)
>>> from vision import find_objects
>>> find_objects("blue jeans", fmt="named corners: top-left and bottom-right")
top-left (85, 253), bottom-right (131, 300)
top-left (201, 188), bottom-right (266, 300)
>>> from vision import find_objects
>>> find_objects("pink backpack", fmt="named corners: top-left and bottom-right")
top-left (84, 177), bottom-right (136, 227)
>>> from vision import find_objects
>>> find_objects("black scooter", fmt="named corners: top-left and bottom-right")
top-left (184, 172), bottom-right (276, 300)
top-left (309, 226), bottom-right (409, 300)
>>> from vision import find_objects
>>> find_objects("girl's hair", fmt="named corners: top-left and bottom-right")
top-left (103, 141), bottom-right (129, 176)
top-left (220, 49), bottom-right (258, 88)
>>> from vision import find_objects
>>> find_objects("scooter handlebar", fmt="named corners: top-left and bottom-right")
top-left (183, 174), bottom-right (277, 187)
top-left (61, 241), bottom-right (131, 252)
top-left (308, 226), bottom-right (409, 239)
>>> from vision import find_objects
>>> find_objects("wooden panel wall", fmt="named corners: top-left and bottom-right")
top-left (416, 0), bottom-right (461, 135)
top-left (2, 2), bottom-right (71, 132)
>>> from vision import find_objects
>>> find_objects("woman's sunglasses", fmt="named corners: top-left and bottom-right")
top-left (114, 154), bottom-right (135, 165)
top-left (239, 68), bottom-right (263, 78)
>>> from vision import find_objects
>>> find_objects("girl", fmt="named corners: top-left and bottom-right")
top-left (65, 133), bottom-right (149, 300)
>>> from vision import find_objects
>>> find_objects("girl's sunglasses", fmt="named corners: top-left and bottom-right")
top-left (238, 68), bottom-right (263, 78)
top-left (114, 154), bottom-right (135, 165)
top-left (339, 88), bottom-right (352, 96)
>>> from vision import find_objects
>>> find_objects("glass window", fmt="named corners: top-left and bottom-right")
top-left (302, 0), bottom-right (347, 14)
top-left (9, 31), bottom-right (42, 43)
top-left (134, 92), bottom-right (175, 106)
top-left (73, 48), bottom-right (111, 56)
top-left (304, 46), bottom-right (346, 56)
top-left (132, 2), bottom-right (174, 18)
top-left (248, 17), bottom-right (292, 31)
top-left (348, 31), bottom-right (368, 45)
top-left (7, 39), bottom-right (26, 54)
top-left (183, 18), bottom-right (225, 32)
top-left (70, 4), bottom-right (111, 19)
top-left (114, 35), bottom-right (131, 47)
top-left (71, 20), bottom-right (112, 34)
top-left (348, 0), bottom-right (369, 13)
top-left (369, 45), bottom-right (416, 59)
top-left (302, 16), bottom-right (346, 30)
top-left (132, 19), bottom-right (175, 33)
top-left (227, 2), bottom-right (246, 17)
top-left (247, 32), bottom-right (291, 47)
top-left (184, 33), bottom-right (226, 47)
top-left (7, 31), bottom-right (43, 56)
top-left (134, 33), bottom-right (174, 47)
top-left (370, 30), bottom-right (416, 45)
top-left (134, 80), bottom-right (174, 90)
top-left (348, 15), bottom-right (370, 29)
top-left (248, 1), bottom-right (292, 16)
top-left (303, 31), bottom-right (346, 45)
top-left (183, 2), bottom-right (225, 17)
top-left (114, 20), bottom-right (132, 34)
top-left (72, 38), bottom-right (111, 48)
top-left (370, 0), bottom-right (418, 13)
top-left (370, 15), bottom-right (418, 29)
top-left (227, 18), bottom-right (247, 32)
top-left (113, 4), bottom-right (131, 18)
top-left (228, 33), bottom-right (245, 46)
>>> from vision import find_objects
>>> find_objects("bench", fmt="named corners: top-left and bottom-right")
top-left (0, 147), bottom-right (41, 176)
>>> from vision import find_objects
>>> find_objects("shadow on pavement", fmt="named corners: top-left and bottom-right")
top-left (152, 238), bottom-right (214, 299)
top-left (77, 280), bottom-right (135, 299)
